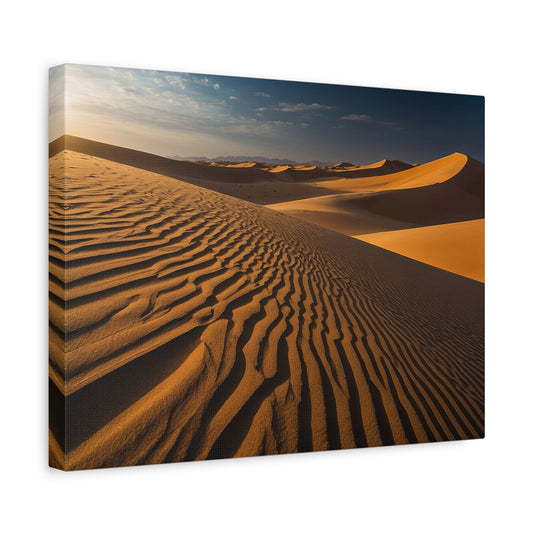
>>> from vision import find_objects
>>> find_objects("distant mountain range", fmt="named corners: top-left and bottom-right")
top-left (172, 155), bottom-right (336, 166)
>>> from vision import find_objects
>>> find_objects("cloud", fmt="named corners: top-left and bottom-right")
top-left (165, 75), bottom-right (187, 90)
top-left (256, 107), bottom-right (267, 112)
top-left (254, 91), bottom-right (272, 98)
top-left (278, 102), bottom-right (335, 112)
top-left (191, 76), bottom-right (220, 90)
top-left (55, 65), bottom-right (312, 157)
top-left (340, 113), bottom-right (399, 128)
top-left (340, 114), bottom-right (372, 121)
top-left (222, 119), bottom-right (293, 135)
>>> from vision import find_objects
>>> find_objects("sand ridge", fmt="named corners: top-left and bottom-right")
top-left (313, 153), bottom-right (472, 193)
top-left (326, 159), bottom-right (412, 174)
top-left (50, 149), bottom-right (484, 470)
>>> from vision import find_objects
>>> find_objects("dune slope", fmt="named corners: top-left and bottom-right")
top-left (314, 153), bottom-right (479, 193)
top-left (356, 219), bottom-right (485, 282)
top-left (50, 150), bottom-right (484, 470)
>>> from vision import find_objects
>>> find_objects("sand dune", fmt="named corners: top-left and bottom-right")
top-left (266, 165), bottom-right (291, 173)
top-left (327, 159), bottom-right (412, 174)
top-left (50, 149), bottom-right (483, 470)
top-left (329, 166), bottom-right (359, 171)
top-left (268, 153), bottom-right (484, 236)
top-left (293, 165), bottom-right (317, 171)
top-left (223, 161), bottom-right (257, 168)
top-left (356, 219), bottom-right (485, 282)
top-left (263, 159), bottom-right (413, 181)
top-left (315, 153), bottom-right (478, 193)
top-left (330, 162), bottom-right (354, 168)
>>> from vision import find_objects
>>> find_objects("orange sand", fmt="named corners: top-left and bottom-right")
top-left (356, 219), bottom-right (485, 282)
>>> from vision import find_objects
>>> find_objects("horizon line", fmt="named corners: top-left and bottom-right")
top-left (49, 134), bottom-right (483, 166)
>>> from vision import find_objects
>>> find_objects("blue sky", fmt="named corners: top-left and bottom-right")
top-left (50, 64), bottom-right (484, 164)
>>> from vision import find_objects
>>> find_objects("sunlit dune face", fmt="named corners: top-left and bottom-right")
top-left (356, 219), bottom-right (485, 282)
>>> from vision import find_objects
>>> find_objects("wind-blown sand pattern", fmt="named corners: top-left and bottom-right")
top-left (49, 147), bottom-right (484, 470)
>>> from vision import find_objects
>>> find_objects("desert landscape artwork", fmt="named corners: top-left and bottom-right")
top-left (49, 65), bottom-right (484, 471)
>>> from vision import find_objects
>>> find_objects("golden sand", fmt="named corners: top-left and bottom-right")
top-left (356, 219), bottom-right (485, 282)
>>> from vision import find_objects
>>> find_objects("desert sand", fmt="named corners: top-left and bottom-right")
top-left (50, 141), bottom-right (484, 470)
top-left (356, 219), bottom-right (485, 282)
top-left (326, 159), bottom-right (412, 174)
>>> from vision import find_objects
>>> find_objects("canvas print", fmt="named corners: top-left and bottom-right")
top-left (49, 64), bottom-right (484, 471)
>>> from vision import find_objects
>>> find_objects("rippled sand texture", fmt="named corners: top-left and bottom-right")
top-left (49, 150), bottom-right (484, 470)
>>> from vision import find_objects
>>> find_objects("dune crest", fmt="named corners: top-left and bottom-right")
top-left (223, 161), bottom-right (257, 168)
top-left (315, 153), bottom-right (471, 193)
top-left (266, 165), bottom-right (291, 173)
top-left (326, 159), bottom-right (413, 175)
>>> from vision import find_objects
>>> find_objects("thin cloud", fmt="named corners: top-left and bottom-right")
top-left (279, 102), bottom-right (335, 112)
top-left (341, 114), bottom-right (372, 121)
top-left (229, 96), bottom-right (239, 100)
top-left (254, 91), bottom-right (272, 98)
top-left (191, 76), bottom-right (220, 90)
top-left (165, 75), bottom-right (187, 90)
top-left (341, 113), bottom-right (400, 128)
top-left (222, 118), bottom-right (293, 135)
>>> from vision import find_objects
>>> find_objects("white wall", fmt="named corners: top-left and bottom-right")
top-left (2, 1), bottom-right (531, 531)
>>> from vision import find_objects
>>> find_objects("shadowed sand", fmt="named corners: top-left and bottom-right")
top-left (50, 148), bottom-right (484, 470)
top-left (355, 219), bottom-right (485, 282)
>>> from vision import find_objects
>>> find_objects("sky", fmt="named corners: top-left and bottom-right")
top-left (50, 64), bottom-right (484, 165)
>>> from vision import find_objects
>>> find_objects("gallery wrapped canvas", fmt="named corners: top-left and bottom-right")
top-left (49, 64), bottom-right (484, 471)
